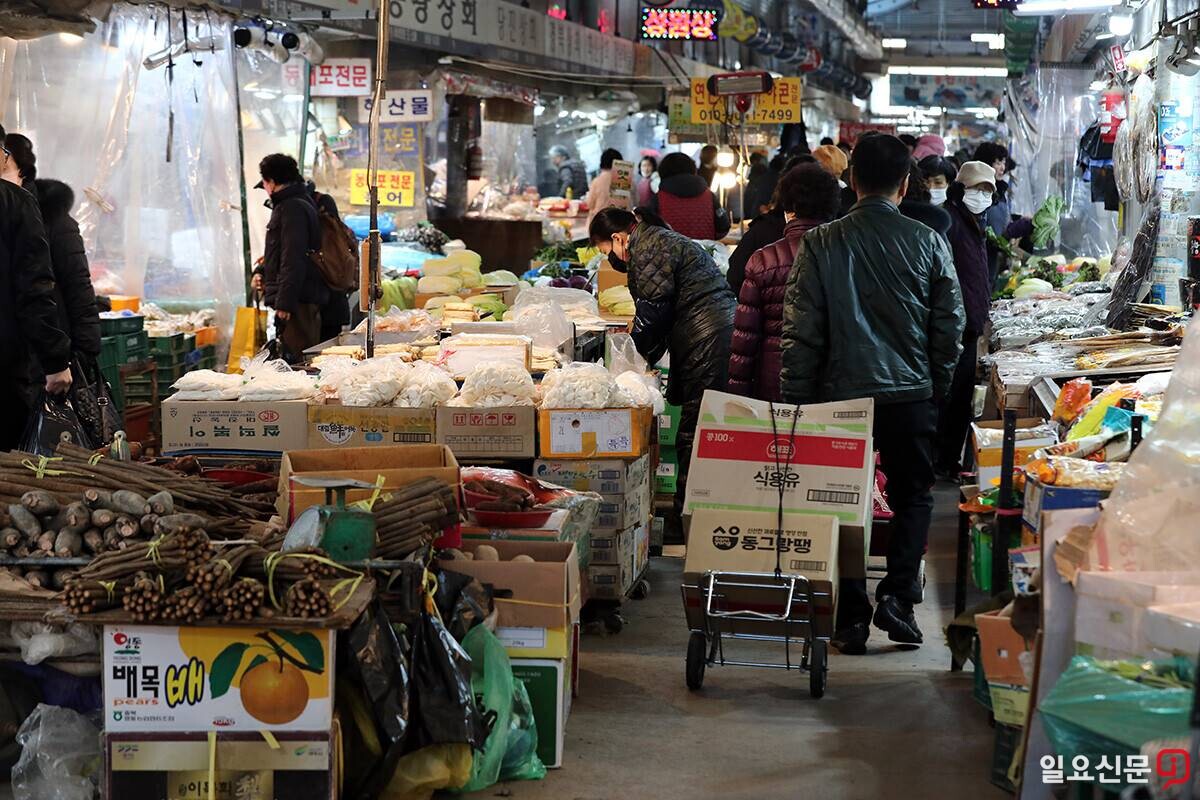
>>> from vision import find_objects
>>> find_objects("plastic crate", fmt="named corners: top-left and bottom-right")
top-left (156, 363), bottom-right (185, 383)
top-left (99, 314), bottom-right (144, 336)
top-left (149, 349), bottom-right (188, 367)
top-left (970, 523), bottom-right (1020, 594)
top-left (149, 333), bottom-right (187, 355)
top-left (101, 332), bottom-right (149, 367)
top-left (972, 635), bottom-right (993, 709)
top-left (194, 326), bottom-right (218, 347)
top-left (991, 723), bottom-right (1021, 793)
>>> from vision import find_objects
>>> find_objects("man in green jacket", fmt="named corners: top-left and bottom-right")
top-left (781, 134), bottom-right (965, 654)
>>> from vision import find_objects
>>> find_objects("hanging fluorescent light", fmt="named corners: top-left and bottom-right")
top-left (1108, 11), bottom-right (1134, 36)
top-left (882, 38), bottom-right (908, 49)
top-left (971, 33), bottom-right (1006, 49)
top-left (888, 65), bottom-right (1009, 77)
top-left (1013, 0), bottom-right (1120, 16)
top-left (1095, 32), bottom-right (1116, 39)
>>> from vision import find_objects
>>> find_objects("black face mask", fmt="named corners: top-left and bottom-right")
top-left (607, 250), bottom-right (628, 273)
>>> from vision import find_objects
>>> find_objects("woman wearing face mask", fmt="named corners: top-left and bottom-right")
top-left (918, 155), bottom-right (957, 209)
top-left (636, 155), bottom-right (658, 207)
top-left (937, 161), bottom-right (996, 476)
top-left (590, 206), bottom-right (734, 523)
top-left (899, 159), bottom-right (951, 239)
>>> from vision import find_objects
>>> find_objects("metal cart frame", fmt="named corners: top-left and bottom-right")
top-left (681, 570), bottom-right (833, 699)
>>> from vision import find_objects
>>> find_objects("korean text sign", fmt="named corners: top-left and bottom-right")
top-left (309, 58), bottom-right (372, 97)
top-left (104, 625), bottom-right (334, 732)
top-left (356, 90), bottom-right (434, 124)
top-left (640, 7), bottom-right (719, 40)
top-left (350, 169), bottom-right (416, 207)
top-left (689, 77), bottom-right (801, 125)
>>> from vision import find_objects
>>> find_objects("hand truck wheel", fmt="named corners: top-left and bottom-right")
top-left (686, 631), bottom-right (707, 690)
top-left (631, 579), bottom-right (651, 600)
top-left (603, 611), bottom-right (625, 634)
top-left (809, 639), bottom-right (828, 699)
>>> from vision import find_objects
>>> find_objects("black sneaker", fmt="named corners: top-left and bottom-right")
top-left (872, 595), bottom-right (923, 645)
top-left (831, 622), bottom-right (870, 655)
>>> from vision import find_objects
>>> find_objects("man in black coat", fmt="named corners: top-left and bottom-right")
top-left (254, 154), bottom-right (326, 362)
top-left (0, 127), bottom-right (73, 450)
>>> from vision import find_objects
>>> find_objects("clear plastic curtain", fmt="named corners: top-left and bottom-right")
top-left (1006, 67), bottom-right (1119, 259)
top-left (0, 4), bottom-right (247, 339)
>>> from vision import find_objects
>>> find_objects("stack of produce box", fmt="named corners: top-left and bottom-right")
top-left (656, 403), bottom-right (681, 495)
top-left (99, 314), bottom-right (147, 411)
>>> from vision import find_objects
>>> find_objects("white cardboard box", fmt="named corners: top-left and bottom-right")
top-left (1143, 602), bottom-right (1200, 658)
top-left (161, 398), bottom-right (310, 454)
top-left (1075, 571), bottom-right (1200, 659)
top-left (683, 391), bottom-right (874, 526)
top-left (684, 508), bottom-right (839, 586)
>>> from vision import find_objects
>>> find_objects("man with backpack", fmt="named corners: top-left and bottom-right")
top-left (252, 154), bottom-right (358, 362)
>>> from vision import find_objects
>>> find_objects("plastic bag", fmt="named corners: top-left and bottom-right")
top-left (10, 624), bottom-right (98, 666)
top-left (18, 394), bottom-right (91, 456)
top-left (11, 704), bottom-right (100, 800)
top-left (171, 369), bottom-right (243, 400)
top-left (453, 363), bottom-right (537, 407)
top-left (606, 333), bottom-right (647, 375)
top-left (237, 352), bottom-right (318, 401)
top-left (394, 362), bottom-right (458, 409)
top-left (382, 744), bottom-right (472, 800)
top-left (1068, 382), bottom-right (1138, 440)
top-left (456, 625), bottom-right (545, 793)
top-left (510, 285), bottom-right (598, 318)
top-left (1025, 456), bottom-right (1125, 489)
top-left (408, 606), bottom-right (484, 753)
top-left (1052, 377), bottom-right (1093, 425)
top-left (540, 362), bottom-right (616, 409)
top-left (614, 371), bottom-right (664, 413)
top-left (508, 302), bottom-right (574, 350)
top-left (353, 308), bottom-right (437, 336)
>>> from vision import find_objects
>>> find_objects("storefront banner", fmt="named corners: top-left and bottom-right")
top-left (889, 73), bottom-right (1003, 109)
top-left (689, 77), bottom-right (802, 124)
top-left (838, 121), bottom-right (896, 145)
top-left (350, 169), bottom-right (416, 207)
top-left (356, 90), bottom-right (435, 124)
top-left (309, 58), bottom-right (372, 96)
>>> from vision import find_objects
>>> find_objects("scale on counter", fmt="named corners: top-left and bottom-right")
top-left (283, 477), bottom-right (378, 562)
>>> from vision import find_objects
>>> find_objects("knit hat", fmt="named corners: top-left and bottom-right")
top-left (955, 161), bottom-right (997, 193)
top-left (912, 134), bottom-right (946, 161)
top-left (812, 144), bottom-right (848, 177)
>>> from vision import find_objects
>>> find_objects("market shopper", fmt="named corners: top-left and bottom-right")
top-left (911, 133), bottom-right (946, 162)
top-left (586, 148), bottom-right (622, 227)
top-left (254, 154), bottom-right (326, 363)
top-left (937, 161), bottom-right (996, 476)
top-left (728, 164), bottom-right (840, 402)
top-left (636, 155), bottom-right (658, 207)
top-left (649, 153), bottom-right (730, 241)
top-left (0, 125), bottom-right (73, 450)
top-left (697, 144), bottom-right (719, 187)
top-left (780, 134), bottom-right (965, 653)
top-left (918, 156), bottom-right (957, 208)
top-left (899, 160), bottom-right (951, 239)
top-left (725, 154), bottom-right (815, 295)
top-left (548, 145), bottom-right (588, 199)
top-left (589, 206), bottom-right (734, 525)
top-left (307, 181), bottom-right (350, 343)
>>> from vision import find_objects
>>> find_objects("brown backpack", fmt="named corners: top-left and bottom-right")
top-left (309, 199), bottom-right (360, 292)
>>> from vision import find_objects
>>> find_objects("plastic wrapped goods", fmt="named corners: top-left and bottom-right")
top-left (1052, 378), bottom-right (1093, 425)
top-left (170, 370), bottom-right (243, 400)
top-left (237, 355), bottom-right (318, 401)
top-left (336, 359), bottom-right (411, 407)
top-left (393, 362), bottom-right (458, 408)
top-left (12, 704), bottom-right (100, 800)
top-left (453, 363), bottom-right (537, 407)
top-left (1026, 456), bottom-right (1126, 489)
top-left (614, 371), bottom-right (664, 413)
top-left (540, 363), bottom-right (616, 409)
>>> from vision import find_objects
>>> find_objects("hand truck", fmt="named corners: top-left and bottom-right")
top-left (681, 570), bottom-right (834, 699)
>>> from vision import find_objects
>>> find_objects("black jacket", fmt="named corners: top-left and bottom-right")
top-left (0, 180), bottom-right (71, 388)
top-left (626, 222), bottom-right (735, 405)
top-left (900, 199), bottom-right (952, 241)
top-left (262, 182), bottom-right (327, 313)
top-left (781, 197), bottom-right (965, 406)
top-left (726, 207), bottom-right (786, 296)
top-left (34, 179), bottom-right (100, 358)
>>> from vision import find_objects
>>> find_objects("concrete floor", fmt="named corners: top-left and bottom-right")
top-left (463, 486), bottom-right (1009, 800)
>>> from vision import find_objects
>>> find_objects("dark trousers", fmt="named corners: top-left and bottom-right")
top-left (278, 303), bottom-right (322, 365)
top-left (837, 398), bottom-right (937, 628)
top-left (936, 334), bottom-right (979, 472)
top-left (0, 383), bottom-right (31, 452)
top-left (673, 397), bottom-right (702, 524)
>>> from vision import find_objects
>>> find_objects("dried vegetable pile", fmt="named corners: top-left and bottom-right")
top-left (368, 476), bottom-right (459, 560)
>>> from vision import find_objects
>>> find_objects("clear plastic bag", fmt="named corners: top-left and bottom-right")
top-left (540, 363), bottom-right (615, 409)
top-left (606, 333), bottom-right (647, 375)
top-left (510, 286), bottom-right (598, 318)
top-left (453, 363), bottom-right (537, 407)
top-left (614, 371), bottom-right (664, 413)
top-left (237, 352), bottom-right (318, 401)
top-left (508, 303), bottom-right (574, 350)
top-left (12, 704), bottom-right (100, 800)
top-left (18, 395), bottom-right (92, 456)
top-left (10, 624), bottom-right (98, 666)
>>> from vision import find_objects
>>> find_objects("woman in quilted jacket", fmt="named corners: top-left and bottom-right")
top-left (728, 164), bottom-right (840, 401)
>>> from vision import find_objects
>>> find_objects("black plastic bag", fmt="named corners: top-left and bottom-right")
top-left (433, 568), bottom-right (493, 642)
top-left (19, 393), bottom-right (92, 456)
top-left (342, 600), bottom-right (411, 800)
top-left (407, 605), bottom-right (485, 754)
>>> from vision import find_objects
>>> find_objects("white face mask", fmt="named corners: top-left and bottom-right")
top-left (929, 187), bottom-right (948, 207)
top-left (963, 189), bottom-right (992, 215)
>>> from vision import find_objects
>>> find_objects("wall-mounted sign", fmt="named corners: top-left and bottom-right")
top-left (610, 160), bottom-right (635, 209)
top-left (838, 121), bottom-right (896, 146)
top-left (350, 169), bottom-right (416, 207)
top-left (356, 90), bottom-right (435, 124)
top-left (972, 0), bottom-right (1021, 8)
top-left (689, 77), bottom-right (801, 124)
top-left (640, 7), bottom-right (719, 41)
top-left (309, 58), bottom-right (372, 97)
top-left (889, 73), bottom-right (1003, 109)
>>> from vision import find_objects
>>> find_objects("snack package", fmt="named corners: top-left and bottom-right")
top-left (1025, 456), bottom-right (1125, 490)
top-left (1068, 382), bottom-right (1138, 440)
top-left (1052, 377), bottom-right (1093, 425)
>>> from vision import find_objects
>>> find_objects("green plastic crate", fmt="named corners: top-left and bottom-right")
top-left (970, 522), bottom-right (1021, 594)
top-left (199, 344), bottom-right (216, 360)
top-left (972, 635), bottom-right (992, 710)
top-left (99, 314), bottom-right (144, 336)
top-left (148, 349), bottom-right (188, 367)
top-left (149, 333), bottom-right (187, 355)
top-left (991, 723), bottom-right (1021, 793)
top-left (198, 356), bottom-right (218, 370)
top-left (156, 363), bottom-right (185, 383)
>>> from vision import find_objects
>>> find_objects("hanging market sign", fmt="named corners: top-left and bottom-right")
top-left (689, 77), bottom-right (801, 124)
top-left (350, 169), bottom-right (416, 207)
top-left (355, 90), bottom-right (435, 124)
top-left (888, 73), bottom-right (1003, 109)
top-left (610, 160), bottom-right (635, 209)
top-left (838, 121), bottom-right (897, 145)
top-left (639, 7), bottom-right (719, 40)
top-left (309, 58), bottom-right (372, 97)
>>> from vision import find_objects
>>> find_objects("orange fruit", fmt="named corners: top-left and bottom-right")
top-left (240, 661), bottom-right (309, 724)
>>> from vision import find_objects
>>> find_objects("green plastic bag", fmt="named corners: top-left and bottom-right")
top-left (455, 625), bottom-right (546, 793)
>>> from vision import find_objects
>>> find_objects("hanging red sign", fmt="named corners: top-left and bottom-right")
top-left (798, 48), bottom-right (822, 73)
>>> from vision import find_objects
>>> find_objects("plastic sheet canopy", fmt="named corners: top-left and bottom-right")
top-left (0, 5), bottom-right (247, 337)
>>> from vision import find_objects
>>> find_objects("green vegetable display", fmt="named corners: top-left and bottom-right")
top-left (1076, 260), bottom-right (1101, 283)
top-left (1029, 258), bottom-right (1064, 288)
top-left (1031, 196), bottom-right (1066, 250)
top-left (533, 242), bottom-right (579, 269)
top-left (467, 293), bottom-right (507, 320)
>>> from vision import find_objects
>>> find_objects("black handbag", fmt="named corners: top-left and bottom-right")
top-left (68, 358), bottom-right (119, 448)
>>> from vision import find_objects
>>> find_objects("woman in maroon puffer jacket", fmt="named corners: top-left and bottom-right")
top-left (728, 163), bottom-right (841, 401)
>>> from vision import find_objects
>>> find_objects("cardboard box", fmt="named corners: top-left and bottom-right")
top-left (496, 623), bottom-right (577, 660)
top-left (596, 265), bottom-right (627, 294)
top-left (511, 656), bottom-right (572, 769)
top-left (596, 488), bottom-right (647, 531)
top-left (306, 404), bottom-right (435, 449)
top-left (1143, 602), bottom-right (1200, 658)
top-left (533, 455), bottom-right (649, 495)
top-left (436, 406), bottom-right (536, 459)
top-left (103, 625), bottom-right (334, 732)
top-left (684, 508), bottom-right (839, 587)
top-left (461, 509), bottom-right (569, 543)
top-left (684, 391), bottom-right (875, 526)
top-left (970, 418), bottom-right (1056, 488)
top-left (590, 524), bottom-right (636, 566)
top-left (975, 611), bottom-right (1031, 688)
top-left (1075, 572), bottom-right (1200, 659)
top-left (438, 540), bottom-right (581, 629)
top-left (658, 403), bottom-right (682, 446)
top-left (1022, 478), bottom-right (1110, 532)
top-left (587, 562), bottom-right (635, 600)
top-left (161, 398), bottom-right (309, 454)
top-left (537, 407), bottom-right (654, 459)
top-left (107, 732), bottom-right (334, 800)
top-left (278, 444), bottom-right (459, 522)
top-left (655, 457), bottom-right (678, 495)
top-left (631, 522), bottom-right (649, 579)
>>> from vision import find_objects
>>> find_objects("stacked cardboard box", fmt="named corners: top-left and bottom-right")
top-left (656, 403), bottom-right (681, 495)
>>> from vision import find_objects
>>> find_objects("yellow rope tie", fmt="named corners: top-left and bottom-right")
top-left (146, 536), bottom-right (165, 566)
top-left (98, 580), bottom-right (117, 604)
top-left (20, 456), bottom-right (78, 478)
top-left (88, 453), bottom-right (104, 466)
top-left (216, 558), bottom-right (233, 576)
top-left (266, 551), bottom-right (364, 611)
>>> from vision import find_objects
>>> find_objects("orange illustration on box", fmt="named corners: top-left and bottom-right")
top-left (181, 629), bottom-right (328, 725)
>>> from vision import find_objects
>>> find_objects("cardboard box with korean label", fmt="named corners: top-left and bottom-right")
top-left (1021, 478), bottom-right (1110, 535)
top-left (533, 455), bottom-right (649, 495)
top-left (596, 488), bottom-right (648, 531)
top-left (103, 625), bottom-right (334, 732)
top-left (655, 455), bottom-right (678, 495)
top-left (278, 444), bottom-right (459, 522)
top-left (437, 541), bottom-right (581, 629)
top-left (307, 404), bottom-right (434, 449)
top-left (437, 406), bottom-right (536, 459)
top-left (658, 403), bottom-right (682, 446)
top-left (511, 656), bottom-right (573, 769)
top-left (590, 524), bottom-right (636, 567)
top-left (537, 407), bottom-right (654, 459)
top-left (1075, 571), bottom-right (1200, 660)
top-left (587, 562), bottom-right (634, 601)
top-left (970, 418), bottom-right (1057, 488)
top-left (496, 623), bottom-right (577, 660)
top-left (161, 398), bottom-right (309, 454)
top-left (107, 732), bottom-right (334, 800)
top-left (685, 508), bottom-right (839, 585)
top-left (684, 391), bottom-right (874, 526)
top-left (975, 610), bottom-right (1031, 726)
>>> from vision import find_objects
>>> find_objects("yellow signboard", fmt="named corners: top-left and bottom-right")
top-left (689, 77), bottom-right (802, 125)
top-left (350, 168), bottom-right (416, 207)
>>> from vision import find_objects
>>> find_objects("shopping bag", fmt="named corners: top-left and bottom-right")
top-left (67, 358), bottom-right (115, 449)
top-left (226, 301), bottom-right (267, 374)
top-left (19, 393), bottom-right (92, 456)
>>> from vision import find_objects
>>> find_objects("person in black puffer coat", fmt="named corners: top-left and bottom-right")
top-left (590, 207), bottom-right (735, 524)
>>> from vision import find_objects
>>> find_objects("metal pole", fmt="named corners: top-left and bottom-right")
top-left (993, 409), bottom-right (1018, 596)
top-left (365, 0), bottom-right (389, 360)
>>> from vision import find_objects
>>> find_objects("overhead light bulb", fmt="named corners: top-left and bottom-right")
top-left (881, 38), bottom-right (907, 49)
top-left (1108, 11), bottom-right (1133, 36)
top-left (1013, 0), bottom-right (1120, 16)
top-left (715, 146), bottom-right (736, 168)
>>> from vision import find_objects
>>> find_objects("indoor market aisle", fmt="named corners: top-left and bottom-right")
top-left (463, 486), bottom-right (1007, 800)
